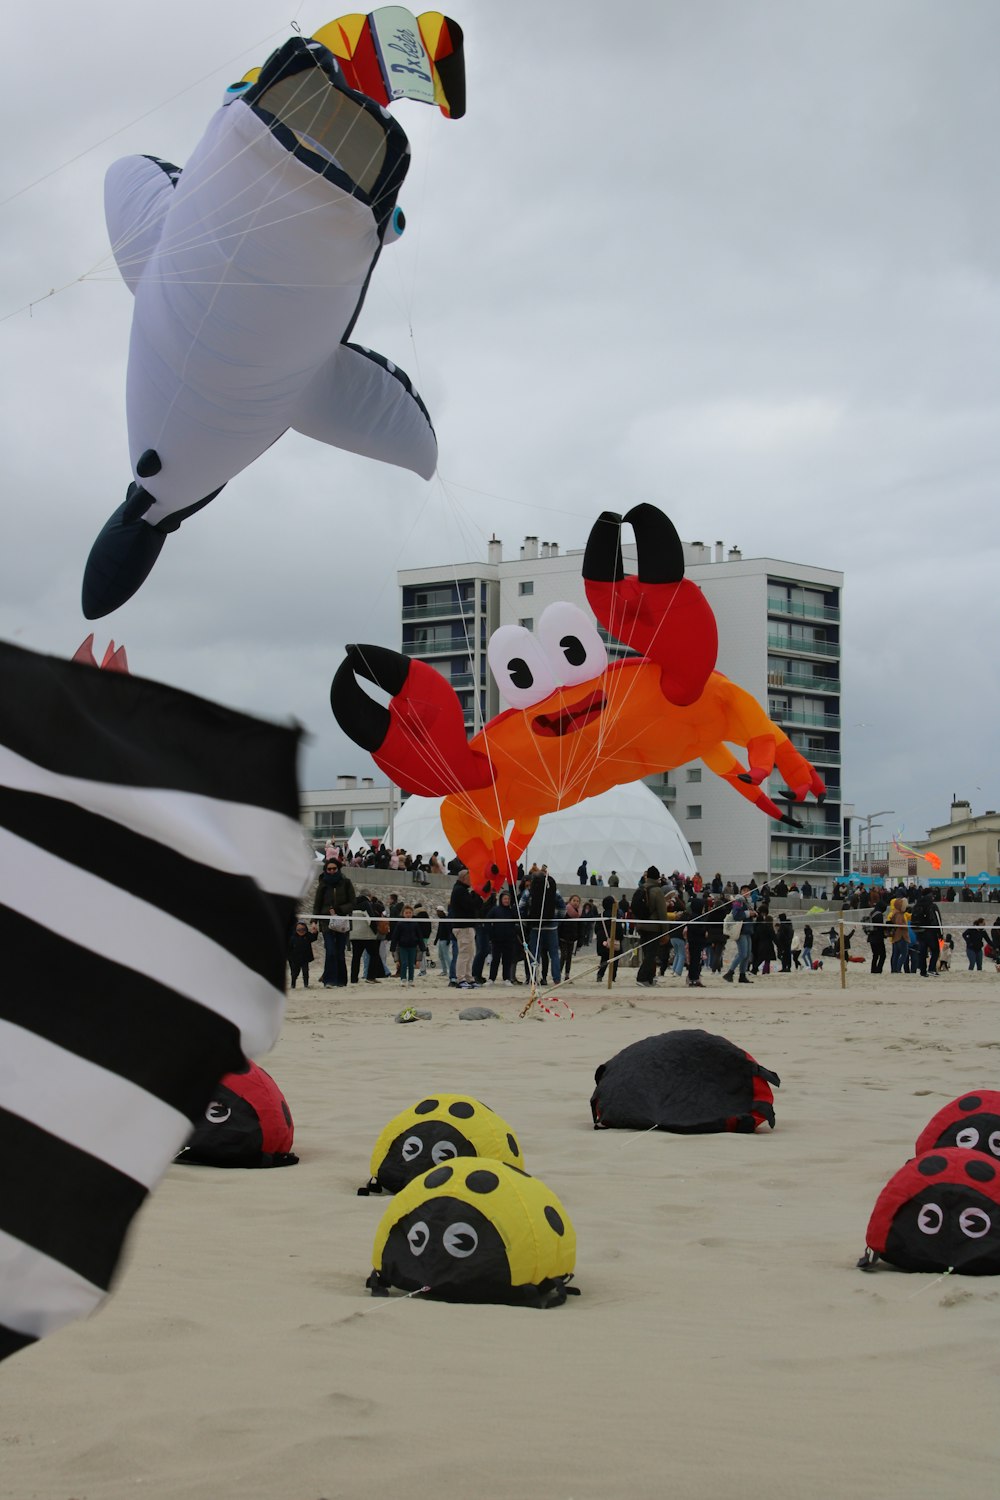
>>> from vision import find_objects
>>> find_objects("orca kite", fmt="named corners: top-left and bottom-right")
top-left (83, 12), bottom-right (463, 618)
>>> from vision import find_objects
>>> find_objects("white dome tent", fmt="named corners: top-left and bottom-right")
top-left (387, 782), bottom-right (697, 887)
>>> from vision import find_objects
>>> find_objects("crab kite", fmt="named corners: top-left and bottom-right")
top-left (82, 10), bottom-right (464, 619)
top-left (332, 503), bottom-right (827, 890)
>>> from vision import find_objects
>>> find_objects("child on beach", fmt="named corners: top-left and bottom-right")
top-left (391, 905), bottom-right (425, 988)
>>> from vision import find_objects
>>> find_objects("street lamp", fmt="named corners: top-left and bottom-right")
top-left (855, 809), bottom-right (894, 879)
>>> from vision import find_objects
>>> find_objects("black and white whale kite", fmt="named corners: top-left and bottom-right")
top-left (82, 10), bottom-right (464, 619)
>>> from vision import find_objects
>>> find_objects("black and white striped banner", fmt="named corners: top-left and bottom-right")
top-left (0, 642), bottom-right (310, 1360)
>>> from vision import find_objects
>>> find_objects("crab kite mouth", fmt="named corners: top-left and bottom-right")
top-left (532, 691), bottom-right (606, 737)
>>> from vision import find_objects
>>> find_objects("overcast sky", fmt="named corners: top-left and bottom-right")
top-left (2, 1), bottom-right (997, 848)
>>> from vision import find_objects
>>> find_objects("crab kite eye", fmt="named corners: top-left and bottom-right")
top-left (407, 1221), bottom-right (430, 1255)
top-left (488, 626), bottom-right (558, 708)
top-left (431, 1141), bottom-right (458, 1164)
top-left (959, 1207), bottom-right (991, 1239)
top-left (917, 1203), bottom-right (943, 1235)
top-left (442, 1222), bottom-right (479, 1258)
top-left (537, 603), bottom-right (607, 687)
top-left (955, 1127), bottom-right (980, 1149)
top-left (401, 1135), bottom-right (424, 1162)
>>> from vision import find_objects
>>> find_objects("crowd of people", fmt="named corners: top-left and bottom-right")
top-left (293, 853), bottom-right (1000, 991)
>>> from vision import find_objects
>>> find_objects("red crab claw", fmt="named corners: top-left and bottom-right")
top-left (582, 503), bottom-right (718, 705)
top-left (330, 645), bottom-right (493, 798)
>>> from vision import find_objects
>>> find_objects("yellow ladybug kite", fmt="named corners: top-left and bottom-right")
top-left (360, 1093), bottom-right (523, 1195)
top-left (368, 1157), bottom-right (579, 1307)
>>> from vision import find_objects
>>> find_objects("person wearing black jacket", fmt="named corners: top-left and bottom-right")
top-left (287, 919), bottom-right (317, 988)
top-left (911, 890), bottom-right (942, 976)
top-left (685, 893), bottom-right (709, 988)
top-left (775, 912), bottom-right (794, 972)
top-left (350, 893), bottom-right (386, 984)
top-left (963, 917), bottom-right (988, 971)
top-left (313, 857), bottom-right (356, 918)
top-left (596, 895), bottom-right (620, 983)
top-left (865, 905), bottom-right (887, 974)
top-left (488, 888), bottom-right (520, 984)
top-left (449, 869), bottom-right (484, 988)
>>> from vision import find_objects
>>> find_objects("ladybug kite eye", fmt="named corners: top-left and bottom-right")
top-left (955, 1127), bottom-right (980, 1149)
top-left (537, 603), bottom-right (608, 688)
top-left (989, 1131), bottom-right (1000, 1157)
top-left (488, 626), bottom-right (558, 708)
top-left (401, 1135), bottom-right (424, 1162)
top-left (917, 1203), bottom-right (943, 1235)
top-left (959, 1207), bottom-right (991, 1239)
top-left (407, 1221), bottom-right (430, 1255)
top-left (205, 1101), bottom-right (231, 1124)
top-left (442, 1222), bottom-right (479, 1258)
top-left (431, 1141), bottom-right (458, 1165)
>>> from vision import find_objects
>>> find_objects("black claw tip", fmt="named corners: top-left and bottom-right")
top-left (330, 648), bottom-right (394, 752)
top-left (737, 773), bottom-right (753, 784)
top-left (623, 503), bottom-right (685, 584)
top-left (582, 511), bottom-right (624, 583)
top-left (346, 643), bottom-right (410, 698)
top-left (780, 813), bottom-right (804, 828)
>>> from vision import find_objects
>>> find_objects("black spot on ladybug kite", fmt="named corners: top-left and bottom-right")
top-left (590, 1029), bottom-right (779, 1134)
top-left (860, 1148), bottom-right (1000, 1275)
top-left (915, 1092), bottom-right (1000, 1161)
top-left (175, 1059), bottom-right (297, 1168)
top-left (367, 1157), bottom-right (578, 1307)
top-left (359, 1094), bottom-right (523, 1195)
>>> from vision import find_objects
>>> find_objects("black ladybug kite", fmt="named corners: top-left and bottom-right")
top-left (590, 1029), bottom-right (779, 1134)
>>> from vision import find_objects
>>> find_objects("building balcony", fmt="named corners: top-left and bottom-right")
top-left (768, 856), bottom-right (843, 876)
top-left (769, 709), bottom-right (841, 730)
top-left (401, 639), bottom-right (473, 658)
top-left (767, 596), bottom-right (840, 623)
top-left (770, 820), bottom-right (842, 839)
top-left (767, 632), bottom-right (840, 659)
top-left (402, 600), bottom-right (476, 622)
top-left (650, 783), bottom-right (677, 802)
top-left (768, 669), bottom-right (840, 694)
top-left (788, 746), bottom-right (841, 767)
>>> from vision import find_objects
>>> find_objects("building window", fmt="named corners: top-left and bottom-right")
top-left (952, 845), bottom-right (966, 868)
top-left (688, 842), bottom-right (702, 856)
top-left (687, 805), bottom-right (702, 820)
top-left (518, 581), bottom-right (534, 596)
top-left (314, 810), bottom-right (346, 828)
top-left (685, 767), bottom-right (701, 783)
top-left (519, 617), bottom-right (533, 629)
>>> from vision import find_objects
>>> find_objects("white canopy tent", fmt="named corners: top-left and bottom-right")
top-left (387, 782), bottom-right (697, 887)
top-left (346, 826), bottom-right (370, 855)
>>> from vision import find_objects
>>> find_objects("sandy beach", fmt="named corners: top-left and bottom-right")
top-left (3, 961), bottom-right (999, 1500)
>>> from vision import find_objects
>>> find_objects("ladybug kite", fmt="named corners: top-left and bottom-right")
top-left (860, 1148), bottom-right (1000, 1275)
top-left (332, 504), bottom-right (826, 890)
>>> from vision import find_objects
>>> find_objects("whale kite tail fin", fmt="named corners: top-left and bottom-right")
top-left (82, 481), bottom-right (224, 620)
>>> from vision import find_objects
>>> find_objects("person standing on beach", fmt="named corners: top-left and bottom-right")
top-left (723, 894), bottom-right (753, 983)
top-left (287, 919), bottom-right (317, 989)
top-left (963, 917), bottom-right (988, 971)
top-left (390, 905), bottom-right (423, 987)
top-left (449, 868), bottom-right (484, 988)
top-left (887, 898), bottom-right (910, 974)
top-left (865, 904), bottom-right (887, 974)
